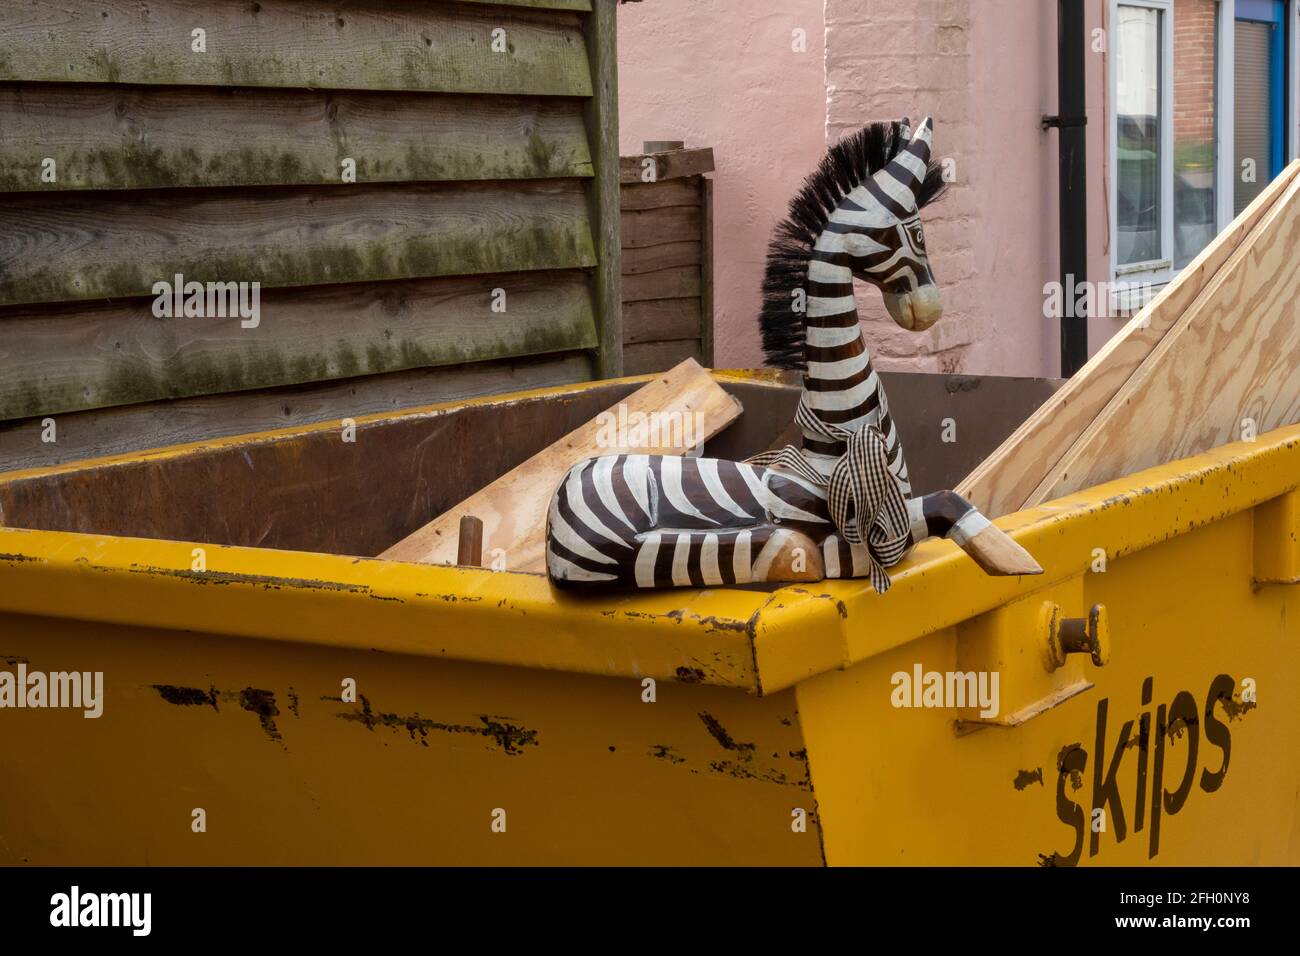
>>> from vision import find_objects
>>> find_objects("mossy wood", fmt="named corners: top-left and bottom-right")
top-left (0, 272), bottom-right (597, 420)
top-left (0, 0), bottom-right (592, 96)
top-left (0, 87), bottom-right (593, 192)
top-left (0, 0), bottom-right (622, 434)
top-left (0, 181), bottom-right (596, 307)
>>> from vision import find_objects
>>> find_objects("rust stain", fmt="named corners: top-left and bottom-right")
top-left (698, 711), bottom-right (755, 760)
top-left (1057, 743), bottom-right (1084, 791)
top-left (785, 587), bottom-right (850, 619)
top-left (707, 759), bottom-right (806, 788)
top-left (151, 683), bottom-right (219, 711)
top-left (239, 687), bottom-right (283, 743)
top-left (693, 614), bottom-right (749, 633)
top-left (1218, 694), bottom-right (1257, 721)
top-left (649, 744), bottom-right (686, 764)
top-left (126, 564), bottom-right (371, 594)
top-left (1013, 767), bottom-right (1044, 790)
top-left (327, 693), bottom-right (538, 756)
top-left (414, 592), bottom-right (484, 604)
top-left (150, 683), bottom-right (284, 746)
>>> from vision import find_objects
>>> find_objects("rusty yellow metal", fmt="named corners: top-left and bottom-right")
top-left (0, 384), bottom-right (1297, 864)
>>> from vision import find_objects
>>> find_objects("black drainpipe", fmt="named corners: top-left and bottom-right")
top-left (1043, 0), bottom-right (1089, 377)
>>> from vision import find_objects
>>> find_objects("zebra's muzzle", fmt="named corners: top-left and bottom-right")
top-left (883, 284), bottom-right (942, 331)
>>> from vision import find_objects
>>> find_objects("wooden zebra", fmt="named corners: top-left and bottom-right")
top-left (546, 118), bottom-right (1041, 591)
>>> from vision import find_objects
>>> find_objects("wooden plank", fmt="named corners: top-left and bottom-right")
top-left (622, 205), bottom-right (702, 247)
top-left (380, 358), bottom-right (742, 570)
top-left (956, 160), bottom-right (1300, 516)
top-left (619, 179), bottom-right (701, 211)
top-left (701, 176), bottom-right (715, 366)
top-left (622, 241), bottom-right (703, 274)
top-left (583, 0), bottom-right (622, 378)
top-left (0, 271), bottom-right (597, 420)
top-left (0, 0), bottom-right (592, 96)
top-left (623, 298), bottom-right (702, 344)
top-left (619, 147), bottom-right (715, 184)
top-left (0, 85), bottom-right (593, 192)
top-left (0, 353), bottom-right (593, 473)
top-left (621, 265), bottom-right (702, 301)
top-left (0, 180), bottom-right (596, 307)
top-left (1026, 172), bottom-right (1300, 505)
top-left (623, 339), bottom-right (703, 376)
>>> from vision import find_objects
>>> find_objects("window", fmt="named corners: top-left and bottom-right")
top-left (1115, 5), bottom-right (1166, 269)
top-left (1111, 1), bottom-right (1299, 299)
top-left (1233, 0), bottom-right (1287, 216)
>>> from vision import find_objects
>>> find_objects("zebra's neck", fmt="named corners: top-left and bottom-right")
top-left (800, 246), bottom-right (879, 475)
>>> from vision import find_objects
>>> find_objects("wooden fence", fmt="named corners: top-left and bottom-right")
top-left (619, 144), bottom-right (714, 374)
top-left (0, 0), bottom-right (621, 471)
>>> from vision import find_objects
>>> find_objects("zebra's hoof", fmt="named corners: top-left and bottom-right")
top-left (960, 524), bottom-right (1043, 577)
top-left (755, 529), bottom-right (826, 583)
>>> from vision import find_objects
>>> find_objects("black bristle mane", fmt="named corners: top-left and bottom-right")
top-left (757, 121), bottom-right (948, 370)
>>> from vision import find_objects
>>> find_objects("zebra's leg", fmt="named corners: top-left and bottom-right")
top-left (905, 490), bottom-right (1042, 576)
top-left (631, 525), bottom-right (825, 587)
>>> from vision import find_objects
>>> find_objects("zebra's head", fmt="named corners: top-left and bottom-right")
top-left (844, 117), bottom-right (943, 331)
top-left (759, 117), bottom-right (949, 370)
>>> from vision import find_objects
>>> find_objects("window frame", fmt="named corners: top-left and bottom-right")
top-left (1110, 0), bottom-right (1300, 310)
top-left (1109, 0), bottom-right (1176, 301)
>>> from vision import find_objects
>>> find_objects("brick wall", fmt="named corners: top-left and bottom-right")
top-left (825, 0), bottom-right (981, 371)
top-left (1173, 0), bottom-right (1217, 153)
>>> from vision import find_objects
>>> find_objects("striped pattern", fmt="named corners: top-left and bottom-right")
top-left (748, 397), bottom-right (911, 593)
top-left (545, 453), bottom-right (878, 587)
top-left (545, 117), bottom-right (999, 591)
top-left (800, 118), bottom-right (937, 483)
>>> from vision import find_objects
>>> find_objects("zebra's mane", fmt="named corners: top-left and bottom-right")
top-left (758, 121), bottom-right (948, 371)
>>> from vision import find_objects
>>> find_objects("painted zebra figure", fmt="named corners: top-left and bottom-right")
top-left (545, 118), bottom-right (1041, 591)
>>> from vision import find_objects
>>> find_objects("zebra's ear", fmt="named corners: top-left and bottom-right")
top-left (909, 116), bottom-right (934, 154)
top-left (877, 115), bottom-right (935, 207)
top-left (898, 117), bottom-right (913, 142)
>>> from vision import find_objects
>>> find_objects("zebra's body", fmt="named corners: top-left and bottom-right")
top-left (545, 453), bottom-right (878, 588)
top-left (545, 117), bottom-right (1042, 590)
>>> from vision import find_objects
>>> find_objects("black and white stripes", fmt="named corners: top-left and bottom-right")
top-left (546, 454), bottom-right (833, 588)
top-left (544, 117), bottom-right (1020, 591)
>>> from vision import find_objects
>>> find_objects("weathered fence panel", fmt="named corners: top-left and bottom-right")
top-left (618, 145), bottom-right (714, 374)
top-left (0, 0), bottom-right (621, 471)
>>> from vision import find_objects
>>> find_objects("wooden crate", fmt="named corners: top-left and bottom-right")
top-left (619, 143), bottom-right (714, 373)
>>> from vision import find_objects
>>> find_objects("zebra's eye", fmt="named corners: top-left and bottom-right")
top-left (909, 224), bottom-right (925, 248)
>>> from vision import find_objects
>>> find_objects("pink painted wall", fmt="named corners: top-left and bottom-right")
top-left (616, 0), bottom-right (828, 369)
top-left (616, 0), bottom-right (1125, 377)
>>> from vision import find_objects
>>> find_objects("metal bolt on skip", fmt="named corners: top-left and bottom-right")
top-left (1042, 602), bottom-right (1110, 670)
